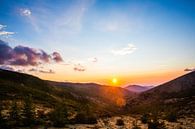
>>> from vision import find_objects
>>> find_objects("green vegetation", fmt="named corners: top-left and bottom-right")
top-left (9, 100), bottom-right (21, 127)
top-left (165, 111), bottom-right (177, 122)
top-left (22, 95), bottom-right (36, 126)
top-left (74, 103), bottom-right (97, 124)
top-left (49, 103), bottom-right (68, 127)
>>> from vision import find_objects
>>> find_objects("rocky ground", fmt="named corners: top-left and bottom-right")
top-left (26, 115), bottom-right (195, 129)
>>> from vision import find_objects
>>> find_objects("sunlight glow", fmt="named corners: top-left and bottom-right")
top-left (112, 77), bottom-right (118, 85)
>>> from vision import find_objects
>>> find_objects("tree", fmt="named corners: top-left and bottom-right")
top-left (74, 103), bottom-right (97, 124)
top-left (9, 100), bottom-right (21, 126)
top-left (10, 100), bottom-right (20, 121)
top-left (50, 103), bottom-right (68, 127)
top-left (0, 102), bottom-right (9, 129)
top-left (22, 95), bottom-right (35, 126)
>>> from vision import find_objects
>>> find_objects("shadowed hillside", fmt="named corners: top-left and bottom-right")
top-left (127, 71), bottom-right (195, 117)
top-left (0, 69), bottom-right (134, 116)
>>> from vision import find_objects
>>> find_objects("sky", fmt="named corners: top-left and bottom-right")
top-left (0, 0), bottom-right (195, 86)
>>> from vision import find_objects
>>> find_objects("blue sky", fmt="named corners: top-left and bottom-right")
top-left (0, 0), bottom-right (195, 86)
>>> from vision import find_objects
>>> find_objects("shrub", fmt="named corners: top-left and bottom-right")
top-left (166, 111), bottom-right (177, 122)
top-left (22, 95), bottom-right (36, 126)
top-left (132, 120), bottom-right (141, 129)
top-left (116, 119), bottom-right (124, 126)
top-left (49, 104), bottom-right (68, 127)
top-left (141, 114), bottom-right (149, 124)
top-left (148, 119), bottom-right (167, 129)
top-left (74, 112), bottom-right (97, 124)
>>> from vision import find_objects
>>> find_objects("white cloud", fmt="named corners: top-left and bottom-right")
top-left (88, 57), bottom-right (98, 63)
top-left (0, 31), bottom-right (15, 36)
top-left (111, 44), bottom-right (137, 55)
top-left (0, 24), bottom-right (6, 30)
top-left (20, 8), bottom-right (31, 16)
top-left (0, 24), bottom-right (15, 36)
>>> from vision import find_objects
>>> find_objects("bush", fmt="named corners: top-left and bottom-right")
top-left (116, 119), bottom-right (124, 126)
top-left (9, 100), bottom-right (22, 127)
top-left (148, 119), bottom-right (167, 129)
top-left (74, 112), bottom-right (97, 124)
top-left (49, 104), bottom-right (68, 127)
top-left (22, 95), bottom-right (36, 126)
top-left (132, 120), bottom-right (141, 129)
top-left (166, 111), bottom-right (177, 122)
top-left (141, 114), bottom-right (149, 124)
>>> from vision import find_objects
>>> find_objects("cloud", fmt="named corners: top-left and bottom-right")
top-left (28, 68), bottom-right (37, 72)
top-left (184, 68), bottom-right (195, 72)
top-left (28, 68), bottom-right (55, 74)
top-left (111, 44), bottom-right (137, 55)
top-left (88, 57), bottom-right (98, 63)
top-left (39, 69), bottom-right (55, 74)
top-left (19, 8), bottom-right (40, 32)
top-left (74, 64), bottom-right (86, 72)
top-left (0, 24), bottom-right (5, 30)
top-left (20, 8), bottom-right (31, 16)
top-left (0, 65), bottom-right (15, 71)
top-left (0, 24), bottom-right (15, 36)
top-left (52, 52), bottom-right (63, 62)
top-left (0, 40), bottom-right (63, 66)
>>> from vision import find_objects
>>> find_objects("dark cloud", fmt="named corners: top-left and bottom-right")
top-left (39, 69), bottom-right (55, 74)
top-left (28, 68), bottom-right (55, 74)
top-left (74, 64), bottom-right (86, 72)
top-left (28, 68), bottom-right (38, 72)
top-left (0, 40), bottom-right (63, 66)
top-left (52, 52), bottom-right (63, 62)
top-left (184, 68), bottom-right (195, 72)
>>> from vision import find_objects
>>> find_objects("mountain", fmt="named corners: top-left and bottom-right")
top-left (124, 85), bottom-right (154, 93)
top-left (126, 71), bottom-right (195, 116)
top-left (0, 69), bottom-right (134, 117)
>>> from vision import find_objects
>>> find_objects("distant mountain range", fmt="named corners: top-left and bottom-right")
top-left (124, 85), bottom-right (154, 93)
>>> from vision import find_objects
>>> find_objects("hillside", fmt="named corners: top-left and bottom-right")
top-left (0, 69), bottom-right (134, 116)
top-left (126, 71), bottom-right (195, 117)
top-left (124, 85), bottom-right (154, 93)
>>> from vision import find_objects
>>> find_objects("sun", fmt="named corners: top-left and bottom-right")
top-left (112, 77), bottom-right (118, 85)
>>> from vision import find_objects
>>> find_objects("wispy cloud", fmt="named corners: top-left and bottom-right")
top-left (74, 63), bottom-right (86, 72)
top-left (88, 57), bottom-right (98, 63)
top-left (111, 44), bottom-right (137, 55)
top-left (39, 69), bottom-right (55, 74)
top-left (184, 68), bottom-right (195, 72)
top-left (20, 8), bottom-right (31, 16)
top-left (0, 24), bottom-right (15, 36)
top-left (28, 68), bottom-right (55, 74)
top-left (19, 8), bottom-right (40, 32)
top-left (0, 65), bottom-right (15, 71)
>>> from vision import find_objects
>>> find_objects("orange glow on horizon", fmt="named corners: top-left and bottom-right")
top-left (36, 69), bottom-right (186, 87)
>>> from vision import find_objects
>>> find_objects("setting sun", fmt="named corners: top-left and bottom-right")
top-left (112, 78), bottom-right (118, 85)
